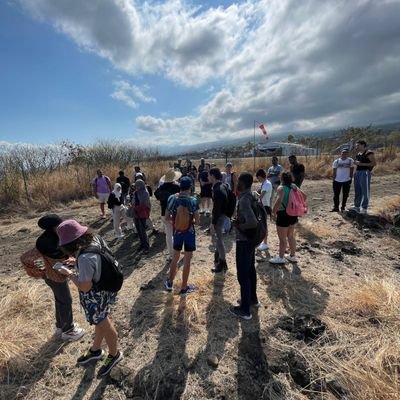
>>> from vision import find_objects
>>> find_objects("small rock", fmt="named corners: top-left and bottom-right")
top-left (355, 272), bottom-right (360, 277)
top-left (17, 227), bottom-right (30, 233)
top-left (207, 354), bottom-right (219, 368)
top-left (109, 365), bottom-right (124, 382)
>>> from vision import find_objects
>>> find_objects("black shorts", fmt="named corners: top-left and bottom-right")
top-left (200, 184), bottom-right (212, 198)
top-left (276, 210), bottom-right (298, 227)
top-left (264, 206), bottom-right (272, 216)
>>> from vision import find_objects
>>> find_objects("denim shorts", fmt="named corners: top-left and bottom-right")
top-left (173, 231), bottom-right (196, 252)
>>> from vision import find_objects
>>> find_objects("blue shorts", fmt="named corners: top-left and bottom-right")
top-left (79, 289), bottom-right (117, 325)
top-left (173, 231), bottom-right (196, 252)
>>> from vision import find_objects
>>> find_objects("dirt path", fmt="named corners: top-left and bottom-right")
top-left (1, 176), bottom-right (400, 399)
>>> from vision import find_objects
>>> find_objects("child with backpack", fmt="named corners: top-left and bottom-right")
top-left (107, 183), bottom-right (125, 239)
top-left (164, 176), bottom-right (200, 296)
top-left (20, 214), bottom-right (84, 342)
top-left (56, 219), bottom-right (123, 377)
top-left (269, 172), bottom-right (307, 264)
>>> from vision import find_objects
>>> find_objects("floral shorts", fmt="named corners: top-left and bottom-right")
top-left (79, 289), bottom-right (117, 325)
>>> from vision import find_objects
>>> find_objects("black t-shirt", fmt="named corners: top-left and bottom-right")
top-left (290, 163), bottom-right (305, 186)
top-left (117, 176), bottom-right (130, 194)
top-left (356, 150), bottom-right (374, 171)
top-left (155, 182), bottom-right (180, 216)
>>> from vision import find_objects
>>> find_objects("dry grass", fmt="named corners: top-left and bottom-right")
top-left (303, 278), bottom-right (400, 400)
top-left (0, 279), bottom-right (53, 376)
top-left (374, 195), bottom-right (400, 224)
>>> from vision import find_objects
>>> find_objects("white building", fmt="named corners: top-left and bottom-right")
top-left (256, 142), bottom-right (319, 156)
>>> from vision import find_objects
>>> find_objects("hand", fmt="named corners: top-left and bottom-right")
top-left (64, 257), bottom-right (76, 266)
top-left (57, 266), bottom-right (73, 276)
top-left (354, 160), bottom-right (360, 165)
top-left (210, 224), bottom-right (215, 235)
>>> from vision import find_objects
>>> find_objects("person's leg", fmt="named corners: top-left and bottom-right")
top-left (45, 279), bottom-right (74, 332)
top-left (162, 216), bottom-right (174, 258)
top-left (235, 241), bottom-right (252, 315)
top-left (215, 216), bottom-right (226, 262)
top-left (140, 218), bottom-right (149, 248)
top-left (168, 249), bottom-right (181, 281)
top-left (342, 180), bottom-right (351, 209)
top-left (287, 224), bottom-right (296, 257)
top-left (181, 251), bottom-right (193, 289)
top-left (361, 171), bottom-right (371, 210)
top-left (97, 315), bottom-right (118, 356)
top-left (249, 247), bottom-right (258, 303)
top-left (353, 171), bottom-right (362, 208)
top-left (332, 180), bottom-right (341, 210)
top-left (113, 208), bottom-right (121, 237)
top-left (277, 226), bottom-right (288, 258)
top-left (100, 202), bottom-right (105, 216)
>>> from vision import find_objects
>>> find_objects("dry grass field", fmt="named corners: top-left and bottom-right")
top-left (0, 175), bottom-right (400, 399)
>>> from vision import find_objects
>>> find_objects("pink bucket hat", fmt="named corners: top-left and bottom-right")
top-left (57, 219), bottom-right (88, 246)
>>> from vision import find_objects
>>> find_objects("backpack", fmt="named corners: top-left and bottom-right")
top-left (239, 194), bottom-right (267, 247)
top-left (80, 237), bottom-right (123, 292)
top-left (286, 187), bottom-right (307, 217)
top-left (224, 184), bottom-right (237, 218)
top-left (172, 195), bottom-right (193, 233)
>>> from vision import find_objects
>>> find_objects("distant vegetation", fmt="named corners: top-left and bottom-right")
top-left (0, 127), bottom-right (399, 213)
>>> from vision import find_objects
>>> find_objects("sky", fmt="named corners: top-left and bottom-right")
top-left (0, 0), bottom-right (399, 149)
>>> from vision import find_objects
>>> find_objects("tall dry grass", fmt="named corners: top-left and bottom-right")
top-left (304, 278), bottom-right (400, 400)
top-left (1, 149), bottom-right (399, 214)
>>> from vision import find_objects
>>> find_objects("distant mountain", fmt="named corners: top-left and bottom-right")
top-left (161, 121), bottom-right (400, 155)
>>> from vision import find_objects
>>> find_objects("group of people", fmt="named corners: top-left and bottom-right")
top-left (20, 140), bottom-right (376, 377)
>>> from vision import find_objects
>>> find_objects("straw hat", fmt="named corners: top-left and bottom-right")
top-left (161, 168), bottom-right (182, 183)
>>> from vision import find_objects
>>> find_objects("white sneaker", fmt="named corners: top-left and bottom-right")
top-left (359, 208), bottom-right (367, 215)
top-left (115, 234), bottom-right (124, 239)
top-left (349, 206), bottom-right (360, 212)
top-left (257, 243), bottom-right (269, 251)
top-left (269, 256), bottom-right (286, 264)
top-left (286, 255), bottom-right (298, 263)
top-left (61, 326), bottom-right (85, 342)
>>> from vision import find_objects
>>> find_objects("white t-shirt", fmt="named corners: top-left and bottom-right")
top-left (260, 180), bottom-right (273, 207)
top-left (332, 158), bottom-right (354, 182)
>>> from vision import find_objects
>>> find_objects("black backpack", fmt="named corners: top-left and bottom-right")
top-left (223, 184), bottom-right (237, 218)
top-left (239, 195), bottom-right (267, 247)
top-left (80, 236), bottom-right (123, 292)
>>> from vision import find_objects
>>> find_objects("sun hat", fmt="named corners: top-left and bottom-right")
top-left (56, 219), bottom-right (88, 246)
top-left (38, 214), bottom-right (63, 230)
top-left (180, 176), bottom-right (192, 190)
top-left (161, 168), bottom-right (182, 183)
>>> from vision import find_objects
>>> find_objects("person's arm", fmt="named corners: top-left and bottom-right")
top-left (68, 273), bottom-right (92, 293)
top-left (272, 187), bottom-right (284, 215)
top-left (194, 210), bottom-right (200, 225)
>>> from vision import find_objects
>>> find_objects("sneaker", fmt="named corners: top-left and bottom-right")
top-left (286, 255), bottom-right (298, 263)
top-left (257, 243), bottom-right (269, 251)
top-left (229, 305), bottom-right (252, 320)
top-left (269, 256), bottom-right (286, 264)
top-left (349, 206), bottom-right (360, 212)
top-left (340, 207), bottom-right (346, 212)
top-left (179, 284), bottom-right (198, 296)
top-left (165, 278), bottom-right (173, 291)
top-left (61, 326), bottom-right (85, 342)
top-left (55, 327), bottom-right (62, 338)
top-left (330, 208), bottom-right (339, 212)
top-left (200, 209), bottom-right (205, 214)
top-left (115, 234), bottom-right (124, 239)
top-left (97, 351), bottom-right (124, 377)
top-left (101, 214), bottom-right (106, 219)
top-left (77, 348), bottom-right (105, 365)
top-left (212, 261), bottom-right (228, 273)
top-left (237, 299), bottom-right (261, 308)
top-left (359, 208), bottom-right (367, 215)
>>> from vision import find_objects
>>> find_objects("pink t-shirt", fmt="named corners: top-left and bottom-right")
top-left (92, 176), bottom-right (111, 193)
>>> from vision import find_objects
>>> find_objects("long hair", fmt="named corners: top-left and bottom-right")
top-left (281, 172), bottom-right (293, 186)
top-left (61, 230), bottom-right (95, 255)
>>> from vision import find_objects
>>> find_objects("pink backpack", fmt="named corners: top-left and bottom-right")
top-left (286, 187), bottom-right (307, 217)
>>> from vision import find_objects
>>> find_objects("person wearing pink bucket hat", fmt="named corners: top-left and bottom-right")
top-left (56, 219), bottom-right (123, 377)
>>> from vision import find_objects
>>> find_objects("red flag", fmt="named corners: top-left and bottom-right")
top-left (259, 124), bottom-right (269, 140)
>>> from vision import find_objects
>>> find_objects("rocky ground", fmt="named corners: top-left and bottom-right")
top-left (0, 176), bottom-right (400, 400)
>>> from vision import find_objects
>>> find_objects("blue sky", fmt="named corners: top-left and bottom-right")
top-left (1, 0), bottom-right (399, 149)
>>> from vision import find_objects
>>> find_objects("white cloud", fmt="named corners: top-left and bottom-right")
top-left (111, 80), bottom-right (155, 109)
top-left (17, 0), bottom-right (400, 146)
